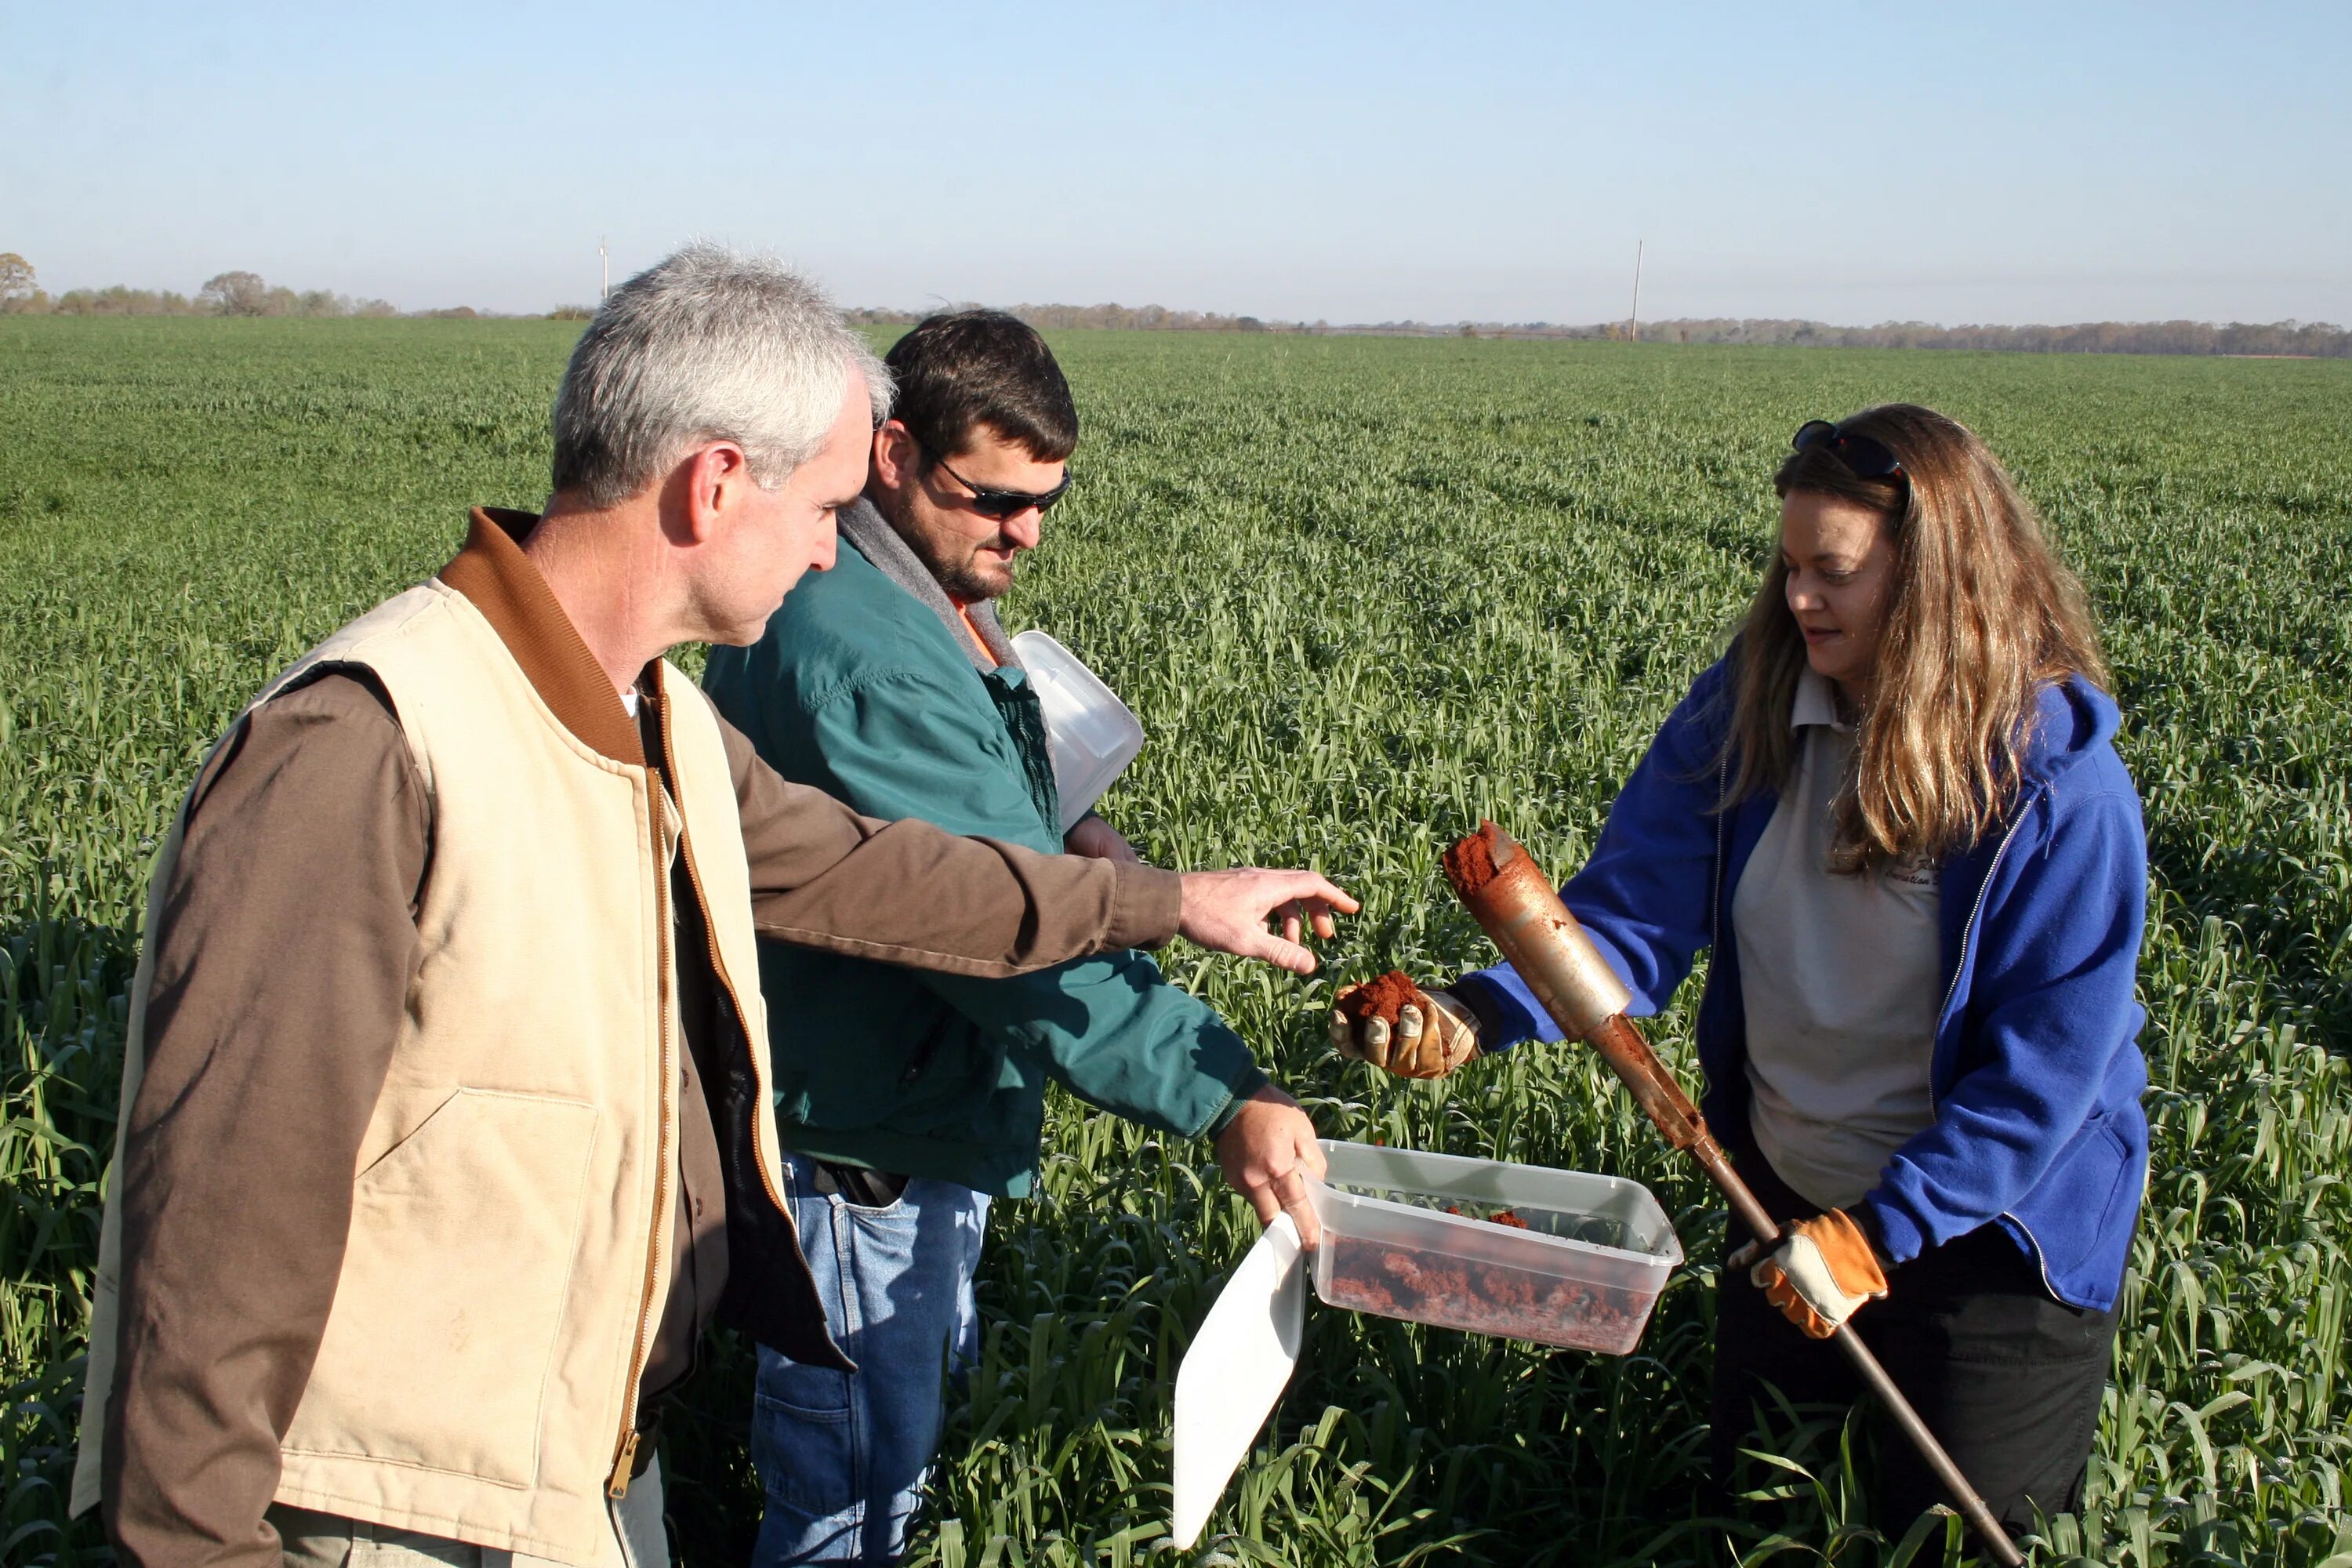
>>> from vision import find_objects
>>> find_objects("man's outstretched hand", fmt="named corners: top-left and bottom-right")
top-left (1176, 869), bottom-right (1358, 975)
top-left (1214, 1083), bottom-right (1327, 1247)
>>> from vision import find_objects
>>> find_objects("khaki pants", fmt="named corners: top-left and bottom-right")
top-left (269, 1456), bottom-right (667, 1568)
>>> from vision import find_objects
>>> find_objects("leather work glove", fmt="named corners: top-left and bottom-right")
top-left (1728, 1209), bottom-right (1890, 1339)
top-left (1328, 978), bottom-right (1481, 1079)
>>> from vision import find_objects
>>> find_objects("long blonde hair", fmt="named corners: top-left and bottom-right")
top-left (1722, 404), bottom-right (2109, 871)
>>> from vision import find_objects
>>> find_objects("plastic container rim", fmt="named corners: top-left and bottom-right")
top-left (1306, 1139), bottom-right (1685, 1271)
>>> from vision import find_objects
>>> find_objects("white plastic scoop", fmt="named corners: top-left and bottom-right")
top-left (1170, 1213), bottom-right (1305, 1549)
top-left (1011, 629), bottom-right (1145, 832)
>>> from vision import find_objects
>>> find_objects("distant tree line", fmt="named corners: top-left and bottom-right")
top-left (859, 297), bottom-right (2351, 358)
top-left (0, 259), bottom-right (401, 318)
top-left (1529, 316), bottom-right (2352, 357)
top-left (3, 255), bottom-right (2342, 355)
top-left (852, 302), bottom-right (1286, 334)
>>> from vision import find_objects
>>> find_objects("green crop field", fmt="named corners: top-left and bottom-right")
top-left (4, 318), bottom-right (2349, 1567)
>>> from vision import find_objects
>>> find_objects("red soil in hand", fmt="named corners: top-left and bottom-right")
top-left (1443, 822), bottom-right (1505, 899)
top-left (1337, 970), bottom-right (1424, 1029)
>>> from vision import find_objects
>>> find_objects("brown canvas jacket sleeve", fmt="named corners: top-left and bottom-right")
top-left (102, 673), bottom-right (428, 1568)
top-left (717, 705), bottom-right (1182, 972)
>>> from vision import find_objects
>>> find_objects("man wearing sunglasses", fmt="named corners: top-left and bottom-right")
top-left (703, 310), bottom-right (1324, 1565)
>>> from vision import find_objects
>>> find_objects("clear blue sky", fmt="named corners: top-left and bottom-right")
top-left (5, 1), bottom-right (2347, 323)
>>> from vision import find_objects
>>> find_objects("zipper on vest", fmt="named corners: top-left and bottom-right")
top-left (607, 1428), bottom-right (641, 1497)
top-left (658, 692), bottom-right (798, 1232)
top-left (610, 797), bottom-right (677, 1501)
top-left (674, 822), bottom-right (793, 1224)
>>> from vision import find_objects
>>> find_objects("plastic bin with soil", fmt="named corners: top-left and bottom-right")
top-left (1304, 1143), bottom-right (1681, 1357)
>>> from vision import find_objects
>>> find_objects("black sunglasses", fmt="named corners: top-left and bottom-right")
top-left (926, 451), bottom-right (1073, 520)
top-left (1792, 419), bottom-right (1905, 482)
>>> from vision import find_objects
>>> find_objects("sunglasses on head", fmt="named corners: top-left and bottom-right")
top-left (925, 449), bottom-right (1073, 520)
top-left (1792, 419), bottom-right (1905, 482)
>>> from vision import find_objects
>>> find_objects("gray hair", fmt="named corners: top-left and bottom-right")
top-left (550, 243), bottom-right (892, 506)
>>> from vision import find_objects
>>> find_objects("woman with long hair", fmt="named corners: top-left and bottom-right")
top-left (1334, 405), bottom-right (2147, 1536)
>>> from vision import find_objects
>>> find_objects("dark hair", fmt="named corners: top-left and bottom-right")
top-left (883, 310), bottom-right (1077, 463)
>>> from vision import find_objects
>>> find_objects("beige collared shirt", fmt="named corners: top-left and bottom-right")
top-left (1733, 670), bottom-right (1942, 1211)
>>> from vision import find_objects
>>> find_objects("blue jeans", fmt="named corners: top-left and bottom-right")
top-left (750, 1152), bottom-right (989, 1566)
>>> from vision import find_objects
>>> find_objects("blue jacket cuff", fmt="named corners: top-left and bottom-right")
top-left (1450, 967), bottom-right (1565, 1052)
top-left (1860, 1194), bottom-right (1926, 1267)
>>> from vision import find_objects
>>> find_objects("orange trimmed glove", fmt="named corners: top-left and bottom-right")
top-left (1729, 1209), bottom-right (1889, 1339)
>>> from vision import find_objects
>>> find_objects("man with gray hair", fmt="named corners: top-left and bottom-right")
top-left (71, 244), bottom-right (1352, 1568)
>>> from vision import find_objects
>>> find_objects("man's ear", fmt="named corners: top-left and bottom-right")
top-left (870, 420), bottom-right (920, 494)
top-left (681, 442), bottom-right (757, 543)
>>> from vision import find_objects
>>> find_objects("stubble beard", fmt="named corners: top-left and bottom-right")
top-left (878, 486), bottom-right (1016, 602)
top-left (939, 553), bottom-right (1013, 602)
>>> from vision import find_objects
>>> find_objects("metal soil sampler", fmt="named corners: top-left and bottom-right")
top-left (1443, 822), bottom-right (2025, 1568)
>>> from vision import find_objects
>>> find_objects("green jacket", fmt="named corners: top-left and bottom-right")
top-left (702, 514), bottom-right (1265, 1196)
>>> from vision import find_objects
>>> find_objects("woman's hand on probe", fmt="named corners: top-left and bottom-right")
top-left (1328, 975), bottom-right (1481, 1078)
top-left (1727, 1209), bottom-right (1890, 1338)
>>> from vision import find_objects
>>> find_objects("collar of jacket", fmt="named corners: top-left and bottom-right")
top-left (437, 506), bottom-right (649, 766)
top-left (837, 496), bottom-right (1021, 673)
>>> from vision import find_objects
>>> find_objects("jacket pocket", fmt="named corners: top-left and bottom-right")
top-left (285, 1088), bottom-right (600, 1487)
top-left (2017, 1109), bottom-right (2137, 1305)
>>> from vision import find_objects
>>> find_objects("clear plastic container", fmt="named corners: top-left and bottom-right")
top-left (1304, 1141), bottom-right (1682, 1354)
top-left (1010, 630), bottom-right (1145, 833)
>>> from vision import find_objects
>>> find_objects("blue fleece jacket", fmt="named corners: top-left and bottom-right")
top-left (1457, 657), bottom-right (2150, 1312)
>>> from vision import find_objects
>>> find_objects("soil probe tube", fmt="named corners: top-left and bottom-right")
top-left (1442, 821), bottom-right (2026, 1568)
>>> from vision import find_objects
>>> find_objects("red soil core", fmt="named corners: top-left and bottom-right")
top-left (1317, 1235), bottom-right (1650, 1349)
top-left (1336, 969), bottom-right (1424, 1029)
top-left (1443, 822), bottom-right (1505, 899)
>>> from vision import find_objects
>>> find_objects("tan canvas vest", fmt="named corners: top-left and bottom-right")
top-left (74, 579), bottom-right (793, 1564)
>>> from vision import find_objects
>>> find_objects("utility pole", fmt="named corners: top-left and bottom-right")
top-left (599, 237), bottom-right (609, 302)
top-left (1630, 239), bottom-right (1644, 343)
